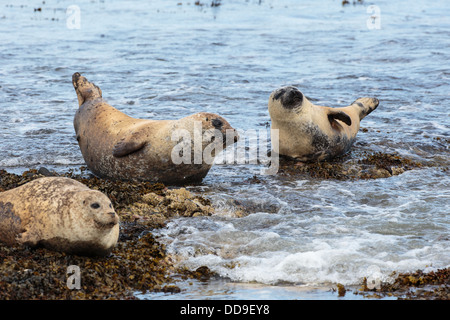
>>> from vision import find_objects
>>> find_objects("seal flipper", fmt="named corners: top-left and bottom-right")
top-left (351, 97), bottom-right (379, 120)
top-left (112, 137), bottom-right (147, 158)
top-left (328, 110), bottom-right (352, 127)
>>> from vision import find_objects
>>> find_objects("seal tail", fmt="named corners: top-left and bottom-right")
top-left (72, 72), bottom-right (102, 107)
top-left (351, 97), bottom-right (379, 121)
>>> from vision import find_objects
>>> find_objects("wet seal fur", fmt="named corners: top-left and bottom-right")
top-left (268, 86), bottom-right (379, 161)
top-left (72, 73), bottom-right (238, 185)
top-left (0, 177), bottom-right (119, 256)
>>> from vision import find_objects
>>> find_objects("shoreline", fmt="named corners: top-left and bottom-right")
top-left (0, 166), bottom-right (448, 300)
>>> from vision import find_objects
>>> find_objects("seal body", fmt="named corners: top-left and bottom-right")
top-left (0, 177), bottom-right (119, 256)
top-left (268, 86), bottom-right (379, 161)
top-left (72, 73), bottom-right (238, 185)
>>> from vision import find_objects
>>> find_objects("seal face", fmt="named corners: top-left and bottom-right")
top-left (72, 73), bottom-right (238, 185)
top-left (268, 86), bottom-right (379, 161)
top-left (272, 86), bottom-right (304, 110)
top-left (0, 177), bottom-right (119, 256)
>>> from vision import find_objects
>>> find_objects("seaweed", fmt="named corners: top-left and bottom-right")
top-left (358, 268), bottom-right (450, 300)
top-left (278, 151), bottom-right (424, 180)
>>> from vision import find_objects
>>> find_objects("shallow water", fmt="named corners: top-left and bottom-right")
top-left (0, 0), bottom-right (449, 299)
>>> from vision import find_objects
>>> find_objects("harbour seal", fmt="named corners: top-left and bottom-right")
top-left (72, 73), bottom-right (238, 185)
top-left (0, 177), bottom-right (119, 256)
top-left (268, 86), bottom-right (379, 161)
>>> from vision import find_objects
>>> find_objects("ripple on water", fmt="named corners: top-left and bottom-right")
top-left (0, 0), bottom-right (449, 299)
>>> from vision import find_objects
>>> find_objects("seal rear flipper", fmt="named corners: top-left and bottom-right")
top-left (112, 139), bottom-right (147, 158)
top-left (328, 110), bottom-right (352, 127)
top-left (351, 97), bottom-right (379, 120)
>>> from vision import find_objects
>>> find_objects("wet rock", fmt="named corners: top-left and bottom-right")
top-left (121, 187), bottom-right (214, 226)
top-left (337, 283), bottom-right (346, 297)
top-left (38, 167), bottom-right (56, 176)
top-left (214, 196), bottom-right (282, 218)
top-left (179, 265), bottom-right (218, 283)
top-left (358, 268), bottom-right (450, 300)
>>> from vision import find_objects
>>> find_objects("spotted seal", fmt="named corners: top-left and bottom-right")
top-left (0, 177), bottom-right (119, 256)
top-left (268, 86), bottom-right (379, 161)
top-left (72, 73), bottom-right (238, 185)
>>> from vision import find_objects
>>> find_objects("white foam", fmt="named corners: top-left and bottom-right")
top-left (157, 179), bottom-right (450, 287)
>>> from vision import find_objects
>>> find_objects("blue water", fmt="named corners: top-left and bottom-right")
top-left (0, 0), bottom-right (448, 299)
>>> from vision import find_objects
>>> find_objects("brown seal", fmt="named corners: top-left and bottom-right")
top-left (0, 177), bottom-right (119, 256)
top-left (72, 73), bottom-right (238, 185)
top-left (268, 86), bottom-right (379, 161)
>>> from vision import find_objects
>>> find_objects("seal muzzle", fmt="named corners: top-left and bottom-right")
top-left (273, 86), bottom-right (303, 109)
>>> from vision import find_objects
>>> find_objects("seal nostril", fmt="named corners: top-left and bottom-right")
top-left (108, 212), bottom-right (116, 217)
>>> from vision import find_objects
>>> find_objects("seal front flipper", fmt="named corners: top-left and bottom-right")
top-left (327, 110), bottom-right (352, 127)
top-left (112, 135), bottom-right (147, 158)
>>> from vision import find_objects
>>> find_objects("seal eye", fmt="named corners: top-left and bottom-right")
top-left (91, 203), bottom-right (100, 209)
top-left (273, 88), bottom-right (286, 101)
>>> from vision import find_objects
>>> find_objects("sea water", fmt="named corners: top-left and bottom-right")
top-left (0, 0), bottom-right (448, 299)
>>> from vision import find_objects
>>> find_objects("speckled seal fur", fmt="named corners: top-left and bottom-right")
top-left (72, 73), bottom-right (238, 185)
top-left (0, 177), bottom-right (119, 256)
top-left (268, 86), bottom-right (379, 161)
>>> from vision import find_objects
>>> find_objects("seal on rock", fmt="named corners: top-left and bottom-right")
top-left (0, 177), bottom-right (119, 256)
top-left (268, 86), bottom-right (379, 161)
top-left (72, 72), bottom-right (238, 185)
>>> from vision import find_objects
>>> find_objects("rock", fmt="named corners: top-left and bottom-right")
top-left (121, 187), bottom-right (214, 225)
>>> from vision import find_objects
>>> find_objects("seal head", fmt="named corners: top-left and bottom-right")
top-left (272, 86), bottom-right (304, 110)
top-left (0, 177), bottom-right (119, 256)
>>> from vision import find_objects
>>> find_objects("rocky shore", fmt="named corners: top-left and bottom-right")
top-left (0, 151), bottom-right (448, 299)
top-left (0, 168), bottom-right (213, 299)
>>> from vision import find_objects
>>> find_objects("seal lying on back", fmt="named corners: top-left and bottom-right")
top-left (0, 177), bottom-right (119, 256)
top-left (72, 73), bottom-right (238, 185)
top-left (268, 86), bottom-right (379, 161)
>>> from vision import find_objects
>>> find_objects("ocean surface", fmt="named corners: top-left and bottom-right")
top-left (0, 0), bottom-right (448, 299)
